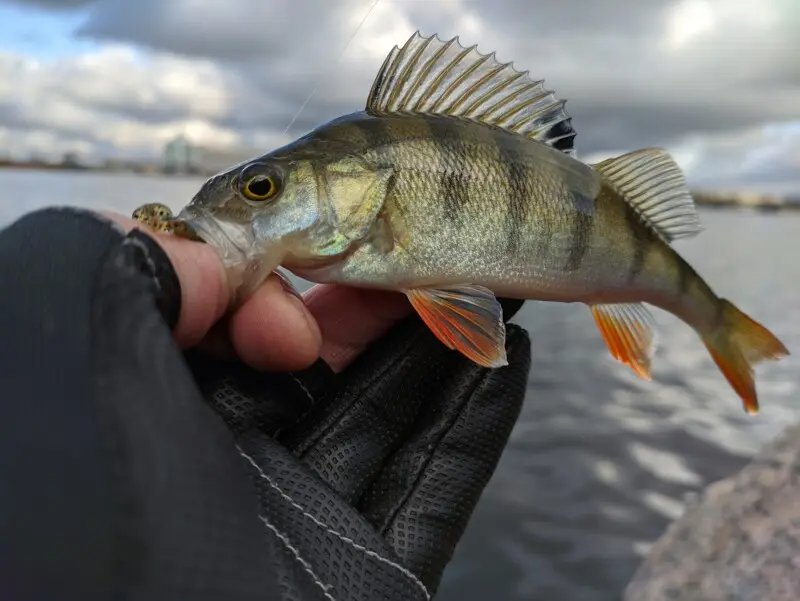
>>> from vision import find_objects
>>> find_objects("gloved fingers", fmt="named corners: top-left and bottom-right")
top-left (235, 431), bottom-right (431, 601)
top-left (276, 297), bottom-right (527, 509)
top-left (275, 314), bottom-right (443, 505)
top-left (185, 348), bottom-right (335, 439)
top-left (497, 297), bottom-right (526, 323)
top-left (358, 323), bottom-right (531, 594)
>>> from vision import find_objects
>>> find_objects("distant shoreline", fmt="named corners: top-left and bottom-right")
top-left (1, 163), bottom-right (797, 211)
top-left (0, 162), bottom-right (207, 178)
top-left (692, 191), bottom-right (800, 212)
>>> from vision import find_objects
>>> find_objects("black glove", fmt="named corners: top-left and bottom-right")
top-left (0, 207), bottom-right (531, 601)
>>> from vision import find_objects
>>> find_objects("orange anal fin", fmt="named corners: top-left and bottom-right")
top-left (406, 285), bottom-right (508, 368)
top-left (590, 302), bottom-right (658, 380)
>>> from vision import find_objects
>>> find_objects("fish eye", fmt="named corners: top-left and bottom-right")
top-left (241, 173), bottom-right (280, 203)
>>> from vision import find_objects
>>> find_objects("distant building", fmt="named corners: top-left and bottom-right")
top-left (163, 135), bottom-right (259, 176)
top-left (164, 135), bottom-right (192, 174)
top-left (54, 151), bottom-right (88, 170)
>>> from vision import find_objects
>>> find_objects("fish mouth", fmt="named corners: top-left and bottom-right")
top-left (175, 208), bottom-right (252, 271)
top-left (174, 207), bottom-right (289, 305)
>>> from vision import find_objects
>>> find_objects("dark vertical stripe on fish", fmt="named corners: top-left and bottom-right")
top-left (714, 297), bottom-right (725, 329)
top-left (677, 260), bottom-right (692, 296)
top-left (624, 204), bottom-right (649, 284)
top-left (440, 148), bottom-right (472, 224)
top-left (563, 190), bottom-right (594, 272)
top-left (425, 120), bottom-right (472, 223)
top-left (497, 140), bottom-right (527, 255)
top-left (357, 115), bottom-right (390, 148)
top-left (336, 121), bottom-right (371, 147)
top-left (384, 170), bottom-right (398, 203)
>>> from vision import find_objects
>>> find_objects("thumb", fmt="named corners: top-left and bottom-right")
top-left (100, 211), bottom-right (232, 348)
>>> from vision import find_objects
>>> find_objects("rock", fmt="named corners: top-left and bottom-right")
top-left (624, 423), bottom-right (800, 601)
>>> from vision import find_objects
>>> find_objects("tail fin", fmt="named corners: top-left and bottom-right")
top-left (703, 299), bottom-right (789, 415)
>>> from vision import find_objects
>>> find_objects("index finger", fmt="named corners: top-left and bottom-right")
top-left (303, 285), bottom-right (413, 372)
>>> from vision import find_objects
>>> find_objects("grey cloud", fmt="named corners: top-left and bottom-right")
top-left (566, 99), bottom-right (793, 156)
top-left (0, 101), bottom-right (111, 147)
top-left (72, 0), bottom-right (382, 142)
top-left (0, 105), bottom-right (124, 155)
top-left (72, 0), bottom-right (676, 62)
top-left (217, 73), bottom-right (372, 139)
top-left (55, 86), bottom-right (194, 126)
top-left (469, 0), bottom-right (676, 38)
top-left (66, 0), bottom-right (799, 153)
top-left (690, 152), bottom-right (800, 189)
top-left (730, 164), bottom-right (800, 187)
top-left (75, 0), bottom-right (357, 63)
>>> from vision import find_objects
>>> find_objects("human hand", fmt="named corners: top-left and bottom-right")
top-left (0, 206), bottom-right (532, 601)
top-left (104, 211), bottom-right (415, 374)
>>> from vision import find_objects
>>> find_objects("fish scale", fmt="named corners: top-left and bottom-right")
top-left (133, 31), bottom-right (789, 415)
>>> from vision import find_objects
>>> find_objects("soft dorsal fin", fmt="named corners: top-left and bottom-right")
top-left (365, 31), bottom-right (578, 157)
top-left (593, 148), bottom-right (703, 242)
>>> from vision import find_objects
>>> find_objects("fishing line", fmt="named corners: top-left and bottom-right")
top-left (282, 0), bottom-right (382, 137)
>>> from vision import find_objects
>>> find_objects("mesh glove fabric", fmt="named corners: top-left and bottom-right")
top-left (0, 207), bottom-right (531, 601)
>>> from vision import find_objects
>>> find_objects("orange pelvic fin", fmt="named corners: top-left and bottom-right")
top-left (406, 285), bottom-right (508, 368)
top-left (591, 302), bottom-right (658, 380)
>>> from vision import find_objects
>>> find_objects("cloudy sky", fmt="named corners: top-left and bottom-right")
top-left (0, 0), bottom-right (797, 193)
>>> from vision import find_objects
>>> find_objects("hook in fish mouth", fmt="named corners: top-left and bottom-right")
top-left (131, 203), bottom-right (206, 243)
top-left (168, 220), bottom-right (206, 243)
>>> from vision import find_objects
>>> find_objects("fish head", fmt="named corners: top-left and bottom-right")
top-left (175, 135), bottom-right (393, 299)
top-left (173, 152), bottom-right (320, 298)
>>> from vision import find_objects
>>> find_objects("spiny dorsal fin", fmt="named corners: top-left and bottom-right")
top-left (593, 148), bottom-right (703, 242)
top-left (365, 31), bottom-right (578, 157)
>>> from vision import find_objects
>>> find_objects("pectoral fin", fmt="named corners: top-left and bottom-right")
top-left (406, 285), bottom-right (508, 368)
top-left (591, 302), bottom-right (658, 379)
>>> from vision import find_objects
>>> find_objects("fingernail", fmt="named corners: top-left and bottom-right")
top-left (274, 270), bottom-right (304, 302)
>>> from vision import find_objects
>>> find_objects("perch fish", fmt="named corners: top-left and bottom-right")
top-left (133, 31), bottom-right (789, 414)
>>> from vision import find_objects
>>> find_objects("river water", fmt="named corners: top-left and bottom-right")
top-left (2, 168), bottom-right (799, 600)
